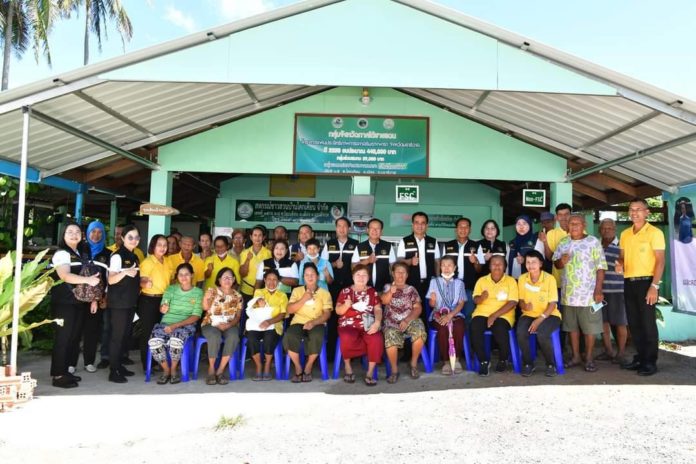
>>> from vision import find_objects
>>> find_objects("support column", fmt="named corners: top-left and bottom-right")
top-left (109, 199), bottom-right (118, 246)
top-left (74, 184), bottom-right (87, 223)
top-left (147, 169), bottom-right (173, 242)
top-left (550, 182), bottom-right (573, 210)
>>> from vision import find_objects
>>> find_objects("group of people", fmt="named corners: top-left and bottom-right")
top-left (48, 197), bottom-right (665, 388)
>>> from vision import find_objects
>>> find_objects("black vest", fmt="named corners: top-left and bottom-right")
top-left (261, 257), bottom-right (295, 275)
top-left (401, 234), bottom-right (438, 286)
top-left (325, 237), bottom-right (359, 289)
top-left (107, 247), bottom-right (140, 309)
top-left (356, 239), bottom-right (393, 292)
top-left (442, 238), bottom-right (478, 290)
top-left (477, 239), bottom-right (507, 276)
top-left (51, 246), bottom-right (86, 305)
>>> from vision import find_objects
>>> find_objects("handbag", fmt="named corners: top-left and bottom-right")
top-left (72, 259), bottom-right (105, 302)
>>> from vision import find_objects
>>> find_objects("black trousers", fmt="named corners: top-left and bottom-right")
top-left (50, 301), bottom-right (88, 376)
top-left (108, 306), bottom-right (135, 372)
top-left (136, 295), bottom-right (163, 369)
top-left (517, 315), bottom-right (561, 366)
top-left (624, 279), bottom-right (659, 365)
top-left (470, 316), bottom-right (511, 362)
top-left (68, 307), bottom-right (102, 367)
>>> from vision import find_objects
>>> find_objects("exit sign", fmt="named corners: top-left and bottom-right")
top-left (523, 189), bottom-right (546, 207)
top-left (396, 185), bottom-right (419, 203)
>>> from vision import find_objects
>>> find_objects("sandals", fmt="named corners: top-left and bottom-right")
top-left (343, 373), bottom-right (356, 384)
top-left (409, 366), bottom-right (420, 379)
top-left (564, 359), bottom-right (582, 369)
top-left (386, 373), bottom-right (399, 384)
top-left (156, 374), bottom-right (170, 385)
top-left (170, 374), bottom-right (181, 385)
top-left (584, 361), bottom-right (598, 373)
top-left (301, 372), bottom-right (313, 383)
top-left (595, 352), bottom-right (614, 362)
top-left (205, 374), bottom-right (217, 385)
top-left (291, 372), bottom-right (302, 383)
top-left (364, 376), bottom-right (377, 386)
top-left (262, 373), bottom-right (273, 381)
top-left (216, 374), bottom-right (229, 385)
top-left (252, 374), bottom-right (263, 382)
top-left (441, 364), bottom-right (453, 376)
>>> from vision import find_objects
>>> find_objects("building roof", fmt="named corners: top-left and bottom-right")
top-left (0, 0), bottom-right (693, 218)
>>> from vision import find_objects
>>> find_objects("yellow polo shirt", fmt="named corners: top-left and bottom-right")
top-left (546, 227), bottom-right (568, 285)
top-left (203, 254), bottom-right (241, 290)
top-left (167, 252), bottom-right (206, 285)
top-left (517, 272), bottom-right (561, 319)
top-left (140, 255), bottom-right (173, 295)
top-left (239, 246), bottom-right (272, 296)
top-left (288, 287), bottom-right (332, 325)
top-left (619, 222), bottom-right (665, 278)
top-left (252, 288), bottom-right (289, 335)
top-left (472, 274), bottom-right (519, 326)
top-left (107, 243), bottom-right (145, 263)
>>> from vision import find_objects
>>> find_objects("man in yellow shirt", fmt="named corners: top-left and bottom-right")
top-left (203, 236), bottom-right (241, 290)
top-left (618, 198), bottom-right (665, 376)
top-left (107, 224), bottom-right (145, 262)
top-left (167, 236), bottom-right (206, 287)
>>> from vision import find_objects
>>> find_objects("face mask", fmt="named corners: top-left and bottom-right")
top-left (307, 253), bottom-right (319, 260)
top-left (266, 284), bottom-right (278, 292)
top-left (218, 253), bottom-right (228, 259)
top-left (441, 272), bottom-right (455, 280)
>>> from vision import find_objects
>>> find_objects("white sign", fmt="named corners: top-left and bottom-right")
top-left (396, 185), bottom-right (419, 203)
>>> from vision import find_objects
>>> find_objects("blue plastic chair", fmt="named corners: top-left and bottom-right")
top-left (425, 303), bottom-right (472, 371)
top-left (144, 336), bottom-right (194, 382)
top-left (238, 336), bottom-right (284, 380)
top-left (191, 335), bottom-right (240, 381)
top-left (470, 329), bottom-right (522, 373)
top-left (332, 338), bottom-right (379, 380)
top-left (517, 328), bottom-right (565, 375)
top-left (284, 329), bottom-right (329, 381)
top-left (383, 335), bottom-right (433, 377)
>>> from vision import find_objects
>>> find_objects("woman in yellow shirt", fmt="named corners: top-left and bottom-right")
top-left (516, 250), bottom-right (562, 377)
top-left (239, 226), bottom-right (272, 304)
top-left (284, 263), bottom-right (333, 383)
top-left (471, 255), bottom-right (518, 376)
top-left (203, 236), bottom-right (241, 290)
top-left (248, 269), bottom-right (289, 381)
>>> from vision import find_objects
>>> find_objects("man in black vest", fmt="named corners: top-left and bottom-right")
top-left (322, 217), bottom-right (359, 358)
top-left (290, 224), bottom-right (313, 263)
top-left (441, 217), bottom-right (478, 322)
top-left (352, 218), bottom-right (396, 292)
top-left (397, 211), bottom-right (441, 305)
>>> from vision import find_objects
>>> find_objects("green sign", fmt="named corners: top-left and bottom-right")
top-left (523, 189), bottom-right (546, 207)
top-left (396, 185), bottom-right (419, 203)
top-left (294, 114), bottom-right (429, 177)
top-left (235, 199), bottom-right (347, 224)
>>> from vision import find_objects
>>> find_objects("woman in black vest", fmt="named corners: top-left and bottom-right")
top-left (255, 239), bottom-right (299, 297)
top-left (50, 223), bottom-right (101, 388)
top-left (476, 219), bottom-right (508, 277)
top-left (106, 224), bottom-right (141, 383)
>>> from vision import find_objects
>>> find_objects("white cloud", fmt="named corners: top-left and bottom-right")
top-left (164, 6), bottom-right (197, 33)
top-left (218, 0), bottom-right (277, 21)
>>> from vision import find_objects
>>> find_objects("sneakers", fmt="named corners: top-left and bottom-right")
top-left (118, 366), bottom-right (135, 377)
top-left (545, 364), bottom-right (557, 377)
top-left (478, 361), bottom-right (490, 377)
top-left (96, 359), bottom-right (110, 369)
top-left (67, 372), bottom-right (82, 382)
top-left (85, 364), bottom-right (97, 373)
top-left (67, 366), bottom-right (76, 374)
top-left (521, 364), bottom-right (535, 377)
top-left (495, 360), bottom-right (509, 373)
top-left (121, 357), bottom-right (135, 366)
top-left (109, 369), bottom-right (128, 383)
top-left (52, 376), bottom-right (78, 389)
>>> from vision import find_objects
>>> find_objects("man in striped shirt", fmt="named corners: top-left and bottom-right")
top-left (597, 218), bottom-right (627, 364)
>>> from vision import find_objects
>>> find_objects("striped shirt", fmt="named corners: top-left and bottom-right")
top-left (602, 238), bottom-right (624, 294)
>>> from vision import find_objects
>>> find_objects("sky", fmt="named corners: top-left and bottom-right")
top-left (3, 0), bottom-right (696, 100)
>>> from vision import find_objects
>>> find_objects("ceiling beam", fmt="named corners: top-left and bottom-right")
top-left (108, 169), bottom-right (151, 188)
top-left (581, 173), bottom-right (637, 197)
top-left (573, 183), bottom-right (608, 203)
top-left (81, 159), bottom-right (139, 182)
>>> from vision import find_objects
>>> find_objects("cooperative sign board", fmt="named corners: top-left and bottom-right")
top-left (294, 114), bottom-right (429, 177)
top-left (522, 189), bottom-right (546, 207)
top-left (396, 185), bottom-right (419, 203)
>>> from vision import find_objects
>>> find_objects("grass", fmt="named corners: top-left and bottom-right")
top-left (214, 414), bottom-right (245, 431)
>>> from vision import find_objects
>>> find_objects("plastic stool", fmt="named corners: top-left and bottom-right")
top-left (145, 336), bottom-right (194, 382)
top-left (517, 328), bottom-right (565, 375)
top-left (470, 329), bottom-right (521, 373)
top-left (238, 336), bottom-right (284, 380)
top-left (284, 337), bottom-right (329, 381)
top-left (191, 336), bottom-right (240, 381)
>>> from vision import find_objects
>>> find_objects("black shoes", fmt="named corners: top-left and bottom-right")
top-left (96, 359), bottom-right (110, 369)
top-left (521, 364), bottom-right (535, 377)
top-left (495, 360), bottom-right (509, 373)
top-left (478, 361), bottom-right (490, 376)
top-left (118, 366), bottom-right (135, 377)
top-left (52, 376), bottom-right (78, 389)
top-left (67, 372), bottom-right (82, 382)
top-left (109, 369), bottom-right (128, 383)
top-left (621, 358), bottom-right (641, 370)
top-left (545, 364), bottom-right (557, 377)
top-left (121, 357), bottom-right (135, 366)
top-left (637, 364), bottom-right (658, 376)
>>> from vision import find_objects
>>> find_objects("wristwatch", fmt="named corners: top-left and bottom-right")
top-left (650, 283), bottom-right (660, 290)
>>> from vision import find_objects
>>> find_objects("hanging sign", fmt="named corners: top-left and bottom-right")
top-left (139, 203), bottom-right (180, 216)
top-left (294, 114), bottom-right (429, 177)
top-left (396, 185), bottom-right (419, 203)
top-left (522, 189), bottom-right (546, 207)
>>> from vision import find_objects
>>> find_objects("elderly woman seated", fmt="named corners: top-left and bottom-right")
top-left (380, 262), bottom-right (426, 383)
top-left (336, 264), bottom-right (384, 386)
top-left (201, 267), bottom-right (243, 385)
top-left (148, 263), bottom-right (203, 384)
top-left (284, 263), bottom-right (333, 383)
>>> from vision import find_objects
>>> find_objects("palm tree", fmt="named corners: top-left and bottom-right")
top-left (61, 0), bottom-right (132, 66)
top-left (1, 0), bottom-right (61, 91)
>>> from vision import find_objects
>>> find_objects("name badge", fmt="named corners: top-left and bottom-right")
top-left (496, 291), bottom-right (508, 301)
top-left (525, 283), bottom-right (540, 293)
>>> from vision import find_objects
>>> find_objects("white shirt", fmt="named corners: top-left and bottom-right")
top-left (52, 249), bottom-right (80, 268)
top-left (397, 236), bottom-right (441, 279)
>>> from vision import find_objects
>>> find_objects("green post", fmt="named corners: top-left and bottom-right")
top-left (550, 182), bottom-right (573, 210)
top-left (148, 170), bottom-right (173, 242)
top-left (109, 199), bottom-right (118, 245)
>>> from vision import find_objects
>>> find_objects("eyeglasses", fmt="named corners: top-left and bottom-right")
top-left (220, 275), bottom-right (234, 280)
top-left (125, 235), bottom-right (140, 241)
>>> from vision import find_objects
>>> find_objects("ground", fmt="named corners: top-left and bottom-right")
top-left (1, 347), bottom-right (695, 464)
